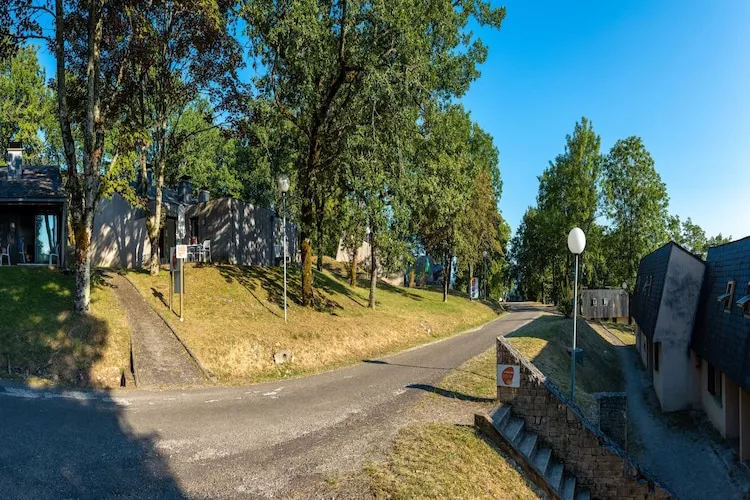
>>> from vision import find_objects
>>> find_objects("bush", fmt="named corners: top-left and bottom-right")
top-left (557, 297), bottom-right (573, 318)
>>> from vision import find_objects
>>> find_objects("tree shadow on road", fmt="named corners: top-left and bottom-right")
top-left (407, 383), bottom-right (495, 403)
top-left (0, 386), bottom-right (185, 497)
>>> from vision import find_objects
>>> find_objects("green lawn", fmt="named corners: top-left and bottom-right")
top-left (506, 314), bottom-right (625, 416)
top-left (126, 258), bottom-right (502, 385)
top-left (0, 267), bottom-right (131, 388)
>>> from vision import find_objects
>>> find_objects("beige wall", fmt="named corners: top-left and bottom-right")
top-left (700, 359), bottom-right (727, 437)
top-left (92, 193), bottom-right (151, 269)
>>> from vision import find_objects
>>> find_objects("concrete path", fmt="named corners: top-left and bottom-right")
top-left (597, 323), bottom-right (750, 500)
top-left (0, 304), bottom-right (543, 499)
top-left (110, 273), bottom-right (206, 389)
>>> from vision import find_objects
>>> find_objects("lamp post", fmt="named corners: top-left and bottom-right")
top-left (482, 250), bottom-right (488, 299)
top-left (567, 227), bottom-right (586, 400)
top-left (278, 174), bottom-right (290, 322)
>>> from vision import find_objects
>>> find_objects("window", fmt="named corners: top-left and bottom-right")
top-left (643, 275), bottom-right (653, 296)
top-left (602, 298), bottom-right (609, 306)
top-left (736, 282), bottom-right (750, 317)
top-left (718, 281), bottom-right (735, 312)
top-left (591, 298), bottom-right (598, 307)
top-left (707, 363), bottom-right (723, 405)
top-left (654, 343), bottom-right (660, 372)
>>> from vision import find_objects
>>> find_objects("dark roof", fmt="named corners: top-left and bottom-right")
top-left (692, 237), bottom-right (750, 392)
top-left (631, 242), bottom-right (682, 340)
top-left (0, 165), bottom-right (65, 201)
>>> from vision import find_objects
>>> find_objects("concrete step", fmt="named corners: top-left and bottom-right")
top-left (561, 474), bottom-right (576, 500)
top-left (546, 461), bottom-right (564, 491)
top-left (490, 404), bottom-right (511, 429)
top-left (575, 489), bottom-right (591, 500)
top-left (519, 431), bottom-right (538, 459)
top-left (533, 446), bottom-right (552, 475)
top-left (502, 417), bottom-right (525, 444)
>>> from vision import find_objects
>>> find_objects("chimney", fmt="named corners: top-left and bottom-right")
top-left (199, 189), bottom-right (210, 203)
top-left (178, 175), bottom-right (192, 203)
top-left (6, 141), bottom-right (22, 179)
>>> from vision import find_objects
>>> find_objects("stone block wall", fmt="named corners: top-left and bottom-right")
top-left (595, 392), bottom-right (628, 449)
top-left (497, 337), bottom-right (672, 499)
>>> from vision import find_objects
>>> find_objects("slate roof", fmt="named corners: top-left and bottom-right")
top-left (692, 236), bottom-right (750, 392)
top-left (631, 243), bottom-right (674, 340)
top-left (0, 165), bottom-right (65, 201)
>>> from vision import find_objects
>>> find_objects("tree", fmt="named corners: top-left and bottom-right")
top-left (5, 0), bottom-right (149, 313)
top-left (602, 136), bottom-right (669, 290)
top-left (240, 0), bottom-right (505, 306)
top-left (0, 46), bottom-right (55, 162)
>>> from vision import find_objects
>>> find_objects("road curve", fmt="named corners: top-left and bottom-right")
top-left (0, 304), bottom-right (542, 499)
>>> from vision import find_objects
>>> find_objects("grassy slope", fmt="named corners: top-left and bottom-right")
top-left (126, 259), bottom-right (500, 384)
top-left (0, 267), bottom-right (130, 388)
top-left (506, 314), bottom-right (625, 416)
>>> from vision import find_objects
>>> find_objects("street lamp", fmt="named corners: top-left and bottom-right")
top-left (278, 174), bottom-right (290, 322)
top-left (567, 227), bottom-right (586, 400)
top-left (482, 250), bottom-right (488, 299)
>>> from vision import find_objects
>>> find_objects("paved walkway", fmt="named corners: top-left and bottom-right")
top-left (110, 273), bottom-right (206, 389)
top-left (0, 304), bottom-right (543, 498)
top-left (594, 323), bottom-right (750, 500)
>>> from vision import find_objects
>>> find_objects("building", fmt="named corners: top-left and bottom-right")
top-left (691, 236), bottom-right (750, 461)
top-left (92, 175), bottom-right (297, 269)
top-left (632, 242), bottom-right (705, 412)
top-left (580, 288), bottom-right (629, 323)
top-left (633, 237), bottom-right (750, 463)
top-left (0, 143), bottom-right (67, 266)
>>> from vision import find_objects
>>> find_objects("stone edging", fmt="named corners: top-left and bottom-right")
top-left (122, 273), bottom-right (216, 384)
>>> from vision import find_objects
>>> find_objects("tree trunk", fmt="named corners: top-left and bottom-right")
top-left (148, 161), bottom-right (165, 276)
top-left (369, 238), bottom-right (377, 309)
top-left (316, 215), bottom-right (324, 272)
top-left (409, 266), bottom-right (416, 288)
top-left (468, 263), bottom-right (474, 300)
top-left (349, 251), bottom-right (357, 286)
top-left (300, 195), bottom-right (315, 306)
top-left (138, 145), bottom-right (148, 197)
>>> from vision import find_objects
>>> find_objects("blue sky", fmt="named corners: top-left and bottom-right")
top-left (34, 1), bottom-right (748, 239)
top-left (464, 0), bottom-right (750, 239)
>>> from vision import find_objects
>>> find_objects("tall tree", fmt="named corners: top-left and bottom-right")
top-left (241, 0), bottom-right (505, 306)
top-left (5, 0), bottom-right (147, 312)
top-left (0, 46), bottom-right (55, 162)
top-left (602, 136), bottom-right (669, 290)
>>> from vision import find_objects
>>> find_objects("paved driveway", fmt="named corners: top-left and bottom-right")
top-left (0, 304), bottom-right (542, 499)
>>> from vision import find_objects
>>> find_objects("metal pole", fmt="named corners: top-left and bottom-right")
top-left (169, 257), bottom-right (173, 315)
top-left (571, 253), bottom-right (579, 399)
top-left (283, 192), bottom-right (287, 322)
top-left (483, 254), bottom-right (486, 299)
top-left (179, 257), bottom-right (184, 322)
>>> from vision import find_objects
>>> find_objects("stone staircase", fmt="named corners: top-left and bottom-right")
top-left (482, 404), bottom-right (591, 500)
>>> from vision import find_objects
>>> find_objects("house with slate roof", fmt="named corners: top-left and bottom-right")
top-left (633, 236), bottom-right (750, 462)
top-left (0, 142), bottom-right (67, 266)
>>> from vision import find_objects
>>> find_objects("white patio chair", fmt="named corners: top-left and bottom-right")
top-left (0, 245), bottom-right (10, 265)
top-left (49, 245), bottom-right (60, 266)
top-left (201, 240), bottom-right (211, 263)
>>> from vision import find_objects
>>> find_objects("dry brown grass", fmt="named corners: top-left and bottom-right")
top-left (0, 267), bottom-right (131, 388)
top-left (367, 424), bottom-right (540, 499)
top-left (126, 258), bottom-right (500, 384)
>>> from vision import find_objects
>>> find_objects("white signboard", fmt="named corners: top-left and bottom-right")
top-left (176, 244), bottom-right (188, 260)
top-left (470, 277), bottom-right (479, 299)
top-left (497, 364), bottom-right (520, 388)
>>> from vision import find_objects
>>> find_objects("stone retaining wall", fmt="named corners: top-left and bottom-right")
top-left (497, 337), bottom-right (672, 499)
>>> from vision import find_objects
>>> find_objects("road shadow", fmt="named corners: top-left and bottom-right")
top-left (0, 387), bottom-right (185, 497)
top-left (362, 359), bottom-right (494, 381)
top-left (407, 383), bottom-right (495, 403)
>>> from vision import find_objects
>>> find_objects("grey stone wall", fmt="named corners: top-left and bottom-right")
top-left (497, 337), bottom-right (672, 499)
top-left (595, 392), bottom-right (628, 449)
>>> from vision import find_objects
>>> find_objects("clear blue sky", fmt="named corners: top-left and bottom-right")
top-left (464, 0), bottom-right (750, 239)
top-left (34, 1), bottom-right (749, 240)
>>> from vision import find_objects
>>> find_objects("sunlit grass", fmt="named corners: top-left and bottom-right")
top-left (126, 257), bottom-right (502, 384)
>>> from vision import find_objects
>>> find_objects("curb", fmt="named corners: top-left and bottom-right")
top-left (122, 273), bottom-right (216, 385)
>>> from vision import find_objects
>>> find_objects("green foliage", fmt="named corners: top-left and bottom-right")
top-left (0, 46), bottom-right (56, 163)
top-left (601, 136), bottom-right (669, 290)
top-left (557, 297), bottom-right (573, 318)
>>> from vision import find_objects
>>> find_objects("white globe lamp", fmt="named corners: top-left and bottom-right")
top-left (567, 227), bottom-right (586, 400)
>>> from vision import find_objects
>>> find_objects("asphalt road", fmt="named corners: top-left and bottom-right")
top-left (0, 304), bottom-right (542, 499)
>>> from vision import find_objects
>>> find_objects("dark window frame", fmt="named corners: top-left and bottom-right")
top-left (654, 342), bottom-right (660, 372)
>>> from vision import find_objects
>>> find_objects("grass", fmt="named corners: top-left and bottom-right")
top-left (0, 267), bottom-right (131, 388)
top-left (367, 424), bottom-right (540, 499)
top-left (600, 321), bottom-right (636, 346)
top-left (434, 347), bottom-right (497, 404)
top-left (126, 257), bottom-right (501, 384)
top-left (506, 314), bottom-right (625, 416)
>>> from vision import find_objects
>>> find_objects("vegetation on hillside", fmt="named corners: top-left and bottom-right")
top-left (126, 259), bottom-right (501, 384)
